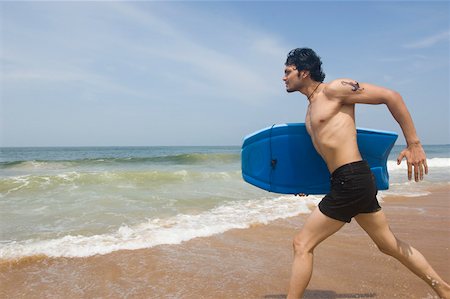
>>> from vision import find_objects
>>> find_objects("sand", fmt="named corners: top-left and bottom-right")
top-left (1, 186), bottom-right (449, 299)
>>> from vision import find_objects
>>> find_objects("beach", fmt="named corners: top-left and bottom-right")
top-left (3, 1), bottom-right (450, 297)
top-left (1, 186), bottom-right (449, 299)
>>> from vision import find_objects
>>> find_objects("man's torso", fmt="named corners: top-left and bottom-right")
top-left (305, 82), bottom-right (363, 173)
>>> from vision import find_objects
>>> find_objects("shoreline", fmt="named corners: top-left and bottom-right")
top-left (1, 186), bottom-right (449, 298)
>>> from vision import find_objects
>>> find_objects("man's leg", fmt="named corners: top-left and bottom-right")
top-left (287, 208), bottom-right (346, 299)
top-left (355, 210), bottom-right (450, 298)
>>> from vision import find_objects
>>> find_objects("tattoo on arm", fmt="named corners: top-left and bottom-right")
top-left (341, 81), bottom-right (364, 92)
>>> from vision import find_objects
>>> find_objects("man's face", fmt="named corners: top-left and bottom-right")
top-left (283, 65), bottom-right (302, 93)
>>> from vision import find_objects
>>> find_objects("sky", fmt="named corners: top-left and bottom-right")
top-left (1, 1), bottom-right (449, 146)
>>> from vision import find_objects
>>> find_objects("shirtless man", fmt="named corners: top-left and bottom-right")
top-left (282, 48), bottom-right (450, 299)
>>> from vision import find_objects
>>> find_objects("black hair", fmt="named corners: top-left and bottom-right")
top-left (285, 48), bottom-right (326, 82)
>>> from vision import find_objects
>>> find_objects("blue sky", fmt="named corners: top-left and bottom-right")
top-left (1, 1), bottom-right (449, 146)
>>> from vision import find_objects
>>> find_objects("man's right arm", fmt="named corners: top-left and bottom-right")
top-left (325, 79), bottom-right (428, 181)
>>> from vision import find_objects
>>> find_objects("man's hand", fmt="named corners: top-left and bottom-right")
top-left (397, 143), bottom-right (428, 182)
top-left (294, 193), bottom-right (308, 197)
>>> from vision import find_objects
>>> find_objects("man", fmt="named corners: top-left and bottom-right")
top-left (282, 48), bottom-right (449, 299)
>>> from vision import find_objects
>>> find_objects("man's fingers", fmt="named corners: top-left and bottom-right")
top-left (397, 152), bottom-right (405, 165)
top-left (414, 163), bottom-right (419, 182)
top-left (407, 162), bottom-right (412, 181)
top-left (295, 193), bottom-right (308, 197)
top-left (419, 162), bottom-right (424, 181)
top-left (398, 146), bottom-right (428, 181)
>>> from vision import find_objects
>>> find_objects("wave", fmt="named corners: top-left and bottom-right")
top-left (2, 155), bottom-right (448, 172)
top-left (0, 153), bottom-right (241, 170)
top-left (2, 158), bottom-right (448, 196)
top-left (0, 170), bottom-right (242, 196)
top-left (0, 195), bottom-right (321, 259)
top-left (387, 157), bottom-right (450, 171)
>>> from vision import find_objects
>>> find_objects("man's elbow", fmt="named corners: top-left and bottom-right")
top-left (384, 90), bottom-right (404, 106)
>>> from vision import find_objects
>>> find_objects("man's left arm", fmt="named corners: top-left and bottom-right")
top-left (326, 79), bottom-right (428, 182)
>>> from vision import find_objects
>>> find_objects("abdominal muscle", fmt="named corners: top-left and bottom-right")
top-left (306, 103), bottom-right (362, 173)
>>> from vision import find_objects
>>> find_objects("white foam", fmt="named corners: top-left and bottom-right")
top-left (2, 176), bottom-right (31, 195)
top-left (388, 158), bottom-right (450, 171)
top-left (0, 195), bottom-right (320, 259)
top-left (379, 190), bottom-right (431, 198)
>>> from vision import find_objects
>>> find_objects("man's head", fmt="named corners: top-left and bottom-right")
top-left (285, 48), bottom-right (325, 83)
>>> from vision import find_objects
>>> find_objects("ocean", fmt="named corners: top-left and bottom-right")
top-left (1, 145), bottom-right (449, 260)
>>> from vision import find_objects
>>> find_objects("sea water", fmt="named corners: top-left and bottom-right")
top-left (0, 145), bottom-right (448, 259)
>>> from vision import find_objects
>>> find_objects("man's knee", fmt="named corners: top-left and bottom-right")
top-left (292, 232), bottom-right (315, 256)
top-left (375, 237), bottom-right (403, 257)
top-left (376, 243), bottom-right (395, 256)
top-left (378, 238), bottom-right (414, 259)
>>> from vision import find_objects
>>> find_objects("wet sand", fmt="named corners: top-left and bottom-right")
top-left (1, 186), bottom-right (449, 298)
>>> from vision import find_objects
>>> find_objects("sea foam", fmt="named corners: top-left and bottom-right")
top-left (0, 195), bottom-right (321, 259)
top-left (388, 157), bottom-right (450, 171)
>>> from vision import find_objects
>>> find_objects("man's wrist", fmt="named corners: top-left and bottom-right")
top-left (407, 140), bottom-right (421, 146)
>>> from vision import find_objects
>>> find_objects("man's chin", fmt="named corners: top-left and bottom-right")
top-left (286, 88), bottom-right (296, 93)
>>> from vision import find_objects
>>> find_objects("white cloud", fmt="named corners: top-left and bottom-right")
top-left (403, 30), bottom-right (450, 49)
top-left (1, 2), bottom-right (286, 106)
top-left (0, 62), bottom-right (149, 100)
top-left (105, 2), bottom-right (286, 104)
top-left (377, 54), bottom-right (429, 63)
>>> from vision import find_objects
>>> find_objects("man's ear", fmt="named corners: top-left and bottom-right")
top-left (298, 70), bottom-right (310, 79)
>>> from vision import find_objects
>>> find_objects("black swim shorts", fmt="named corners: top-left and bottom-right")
top-left (318, 160), bottom-right (381, 223)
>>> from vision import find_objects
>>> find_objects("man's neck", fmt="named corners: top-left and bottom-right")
top-left (302, 80), bottom-right (321, 102)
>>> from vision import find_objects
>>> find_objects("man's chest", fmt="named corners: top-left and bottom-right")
top-left (306, 100), bottom-right (341, 130)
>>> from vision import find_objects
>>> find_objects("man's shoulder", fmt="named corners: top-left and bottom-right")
top-left (324, 78), bottom-right (360, 97)
top-left (325, 78), bottom-right (358, 90)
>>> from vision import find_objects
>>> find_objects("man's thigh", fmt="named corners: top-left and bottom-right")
top-left (294, 208), bottom-right (346, 250)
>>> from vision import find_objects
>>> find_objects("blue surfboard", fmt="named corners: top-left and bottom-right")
top-left (241, 123), bottom-right (398, 195)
